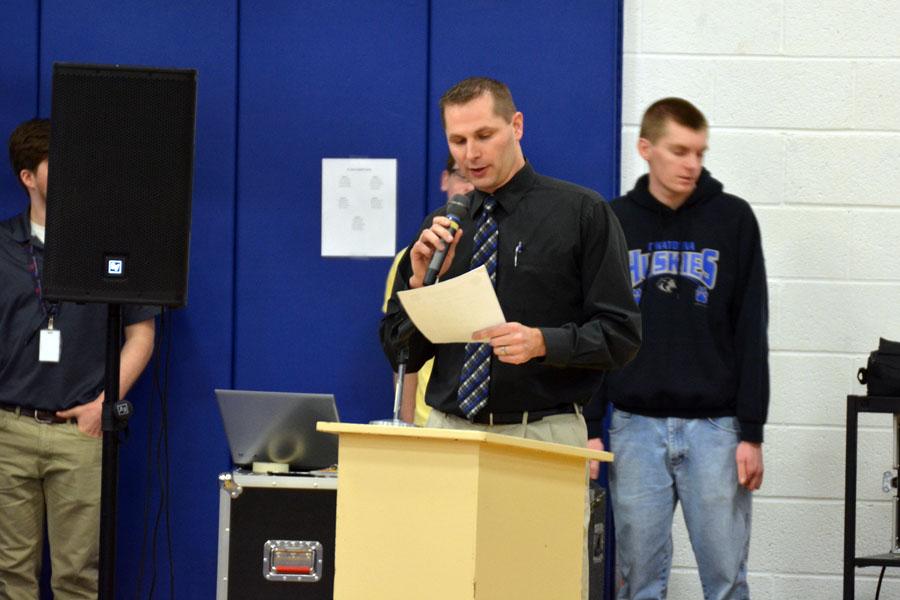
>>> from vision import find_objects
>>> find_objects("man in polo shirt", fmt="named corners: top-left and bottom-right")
top-left (0, 118), bottom-right (157, 599)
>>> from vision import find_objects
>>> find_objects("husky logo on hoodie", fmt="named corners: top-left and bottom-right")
top-left (656, 277), bottom-right (678, 294)
top-left (628, 241), bottom-right (720, 304)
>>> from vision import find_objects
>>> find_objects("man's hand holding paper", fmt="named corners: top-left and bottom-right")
top-left (397, 266), bottom-right (505, 344)
top-left (472, 321), bottom-right (547, 365)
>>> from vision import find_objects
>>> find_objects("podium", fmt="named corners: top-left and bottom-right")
top-left (317, 422), bottom-right (612, 600)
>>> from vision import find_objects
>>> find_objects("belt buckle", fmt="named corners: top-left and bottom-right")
top-left (33, 410), bottom-right (56, 424)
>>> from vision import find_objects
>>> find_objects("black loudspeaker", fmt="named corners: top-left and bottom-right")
top-left (43, 63), bottom-right (197, 307)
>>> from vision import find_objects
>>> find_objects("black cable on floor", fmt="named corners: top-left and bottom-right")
top-left (876, 565), bottom-right (886, 599)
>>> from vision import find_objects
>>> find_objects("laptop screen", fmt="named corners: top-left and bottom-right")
top-left (215, 389), bottom-right (339, 471)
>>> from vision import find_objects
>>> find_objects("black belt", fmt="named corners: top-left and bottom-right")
top-left (471, 403), bottom-right (578, 425)
top-left (0, 403), bottom-right (75, 424)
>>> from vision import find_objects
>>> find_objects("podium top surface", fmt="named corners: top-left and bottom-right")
top-left (317, 421), bottom-right (613, 462)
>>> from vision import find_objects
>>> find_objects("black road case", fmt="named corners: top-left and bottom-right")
top-left (216, 471), bottom-right (337, 599)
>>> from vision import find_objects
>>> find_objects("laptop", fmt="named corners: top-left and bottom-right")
top-left (215, 389), bottom-right (340, 472)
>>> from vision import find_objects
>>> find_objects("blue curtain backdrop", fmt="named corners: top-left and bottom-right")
top-left (0, 2), bottom-right (622, 597)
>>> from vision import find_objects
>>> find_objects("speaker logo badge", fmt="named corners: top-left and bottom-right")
top-left (104, 256), bottom-right (126, 278)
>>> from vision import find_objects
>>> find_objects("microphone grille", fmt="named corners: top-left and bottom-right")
top-left (446, 194), bottom-right (472, 219)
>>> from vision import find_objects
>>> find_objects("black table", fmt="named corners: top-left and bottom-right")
top-left (844, 395), bottom-right (900, 599)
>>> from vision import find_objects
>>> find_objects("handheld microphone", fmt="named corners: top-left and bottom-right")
top-left (423, 194), bottom-right (471, 286)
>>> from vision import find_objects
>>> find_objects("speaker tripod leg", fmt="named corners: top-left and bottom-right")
top-left (99, 304), bottom-right (122, 599)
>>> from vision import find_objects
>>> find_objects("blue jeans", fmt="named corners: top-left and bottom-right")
top-left (609, 409), bottom-right (751, 600)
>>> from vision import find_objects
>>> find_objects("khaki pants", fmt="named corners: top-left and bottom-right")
top-left (427, 408), bottom-right (591, 600)
top-left (0, 408), bottom-right (102, 600)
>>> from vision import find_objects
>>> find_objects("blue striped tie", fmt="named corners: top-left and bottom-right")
top-left (457, 197), bottom-right (498, 419)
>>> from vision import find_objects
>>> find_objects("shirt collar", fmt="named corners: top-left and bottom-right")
top-left (9, 208), bottom-right (34, 245)
top-left (470, 161), bottom-right (537, 217)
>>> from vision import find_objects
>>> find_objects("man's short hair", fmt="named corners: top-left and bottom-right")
top-left (639, 98), bottom-right (707, 143)
top-left (9, 118), bottom-right (50, 192)
top-left (440, 77), bottom-right (517, 128)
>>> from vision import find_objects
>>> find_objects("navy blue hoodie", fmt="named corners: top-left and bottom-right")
top-left (585, 169), bottom-right (769, 443)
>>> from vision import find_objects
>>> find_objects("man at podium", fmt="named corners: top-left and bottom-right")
top-left (381, 76), bottom-right (640, 457)
top-left (381, 76), bottom-right (640, 599)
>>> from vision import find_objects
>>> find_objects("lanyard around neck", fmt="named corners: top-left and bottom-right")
top-left (23, 240), bottom-right (59, 318)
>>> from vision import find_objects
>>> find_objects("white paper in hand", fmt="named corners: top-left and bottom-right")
top-left (397, 265), bottom-right (506, 344)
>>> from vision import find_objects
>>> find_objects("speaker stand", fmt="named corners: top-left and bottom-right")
top-left (99, 303), bottom-right (126, 599)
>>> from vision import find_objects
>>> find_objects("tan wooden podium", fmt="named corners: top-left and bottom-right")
top-left (317, 422), bottom-right (612, 600)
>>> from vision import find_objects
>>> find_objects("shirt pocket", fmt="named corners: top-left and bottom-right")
top-left (502, 256), bottom-right (581, 325)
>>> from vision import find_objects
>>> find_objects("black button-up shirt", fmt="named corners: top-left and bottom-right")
top-left (381, 163), bottom-right (641, 416)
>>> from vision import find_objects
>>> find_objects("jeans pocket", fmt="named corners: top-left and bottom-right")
top-left (706, 416), bottom-right (740, 433)
top-left (608, 409), bottom-right (633, 434)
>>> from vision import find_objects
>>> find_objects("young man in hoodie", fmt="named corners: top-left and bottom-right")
top-left (585, 98), bottom-right (769, 599)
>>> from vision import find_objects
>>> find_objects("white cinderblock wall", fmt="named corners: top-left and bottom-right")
top-left (620, 1), bottom-right (900, 597)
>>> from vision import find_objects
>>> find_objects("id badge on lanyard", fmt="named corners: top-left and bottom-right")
top-left (25, 241), bottom-right (61, 363)
top-left (40, 316), bottom-right (61, 362)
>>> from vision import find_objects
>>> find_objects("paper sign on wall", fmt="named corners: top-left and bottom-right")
top-left (321, 158), bottom-right (396, 257)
